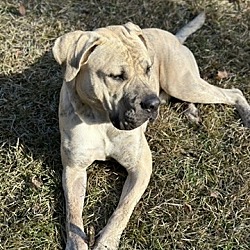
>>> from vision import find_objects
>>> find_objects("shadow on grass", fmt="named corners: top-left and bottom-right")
top-left (0, 51), bottom-right (67, 247)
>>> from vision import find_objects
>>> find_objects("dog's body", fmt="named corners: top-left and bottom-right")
top-left (53, 13), bottom-right (250, 250)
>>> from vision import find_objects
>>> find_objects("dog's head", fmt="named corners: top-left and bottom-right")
top-left (53, 22), bottom-right (160, 130)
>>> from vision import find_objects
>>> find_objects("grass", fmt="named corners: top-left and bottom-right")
top-left (0, 0), bottom-right (250, 249)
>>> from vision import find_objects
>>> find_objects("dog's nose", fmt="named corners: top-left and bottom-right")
top-left (141, 94), bottom-right (160, 111)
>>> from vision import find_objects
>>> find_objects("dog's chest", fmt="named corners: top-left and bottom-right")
top-left (67, 122), bottom-right (144, 165)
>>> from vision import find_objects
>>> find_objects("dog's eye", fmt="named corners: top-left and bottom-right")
top-left (109, 72), bottom-right (126, 82)
top-left (145, 65), bottom-right (151, 75)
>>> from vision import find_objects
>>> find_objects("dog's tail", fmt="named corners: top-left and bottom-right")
top-left (175, 12), bottom-right (205, 44)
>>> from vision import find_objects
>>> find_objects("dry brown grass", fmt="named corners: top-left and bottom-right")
top-left (0, 0), bottom-right (250, 249)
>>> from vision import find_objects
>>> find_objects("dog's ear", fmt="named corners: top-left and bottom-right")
top-left (124, 22), bottom-right (142, 35)
top-left (53, 31), bottom-right (101, 82)
top-left (124, 22), bottom-right (148, 49)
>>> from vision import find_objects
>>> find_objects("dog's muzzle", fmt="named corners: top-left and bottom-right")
top-left (111, 94), bottom-right (160, 130)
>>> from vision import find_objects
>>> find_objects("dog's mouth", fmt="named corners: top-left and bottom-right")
top-left (110, 108), bottom-right (159, 131)
top-left (109, 93), bottom-right (160, 130)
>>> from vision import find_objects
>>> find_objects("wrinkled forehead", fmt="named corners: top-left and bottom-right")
top-left (88, 26), bottom-right (151, 72)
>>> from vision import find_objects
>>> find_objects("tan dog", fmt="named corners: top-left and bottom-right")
top-left (53, 13), bottom-right (250, 250)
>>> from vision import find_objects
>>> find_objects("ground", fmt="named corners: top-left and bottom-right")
top-left (0, 0), bottom-right (250, 249)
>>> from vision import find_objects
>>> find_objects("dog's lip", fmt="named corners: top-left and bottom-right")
top-left (110, 108), bottom-right (158, 130)
top-left (123, 121), bottom-right (135, 130)
top-left (149, 111), bottom-right (158, 122)
top-left (112, 117), bottom-right (149, 131)
top-left (109, 115), bottom-right (138, 131)
top-left (116, 119), bottom-right (137, 131)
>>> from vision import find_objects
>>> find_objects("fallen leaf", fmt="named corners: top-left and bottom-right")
top-left (210, 191), bottom-right (220, 198)
top-left (18, 3), bottom-right (26, 16)
top-left (217, 70), bottom-right (229, 80)
top-left (183, 202), bottom-right (192, 213)
top-left (31, 176), bottom-right (43, 189)
top-left (15, 49), bottom-right (22, 58)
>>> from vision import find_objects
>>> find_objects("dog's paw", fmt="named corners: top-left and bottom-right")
top-left (65, 237), bottom-right (88, 250)
top-left (184, 103), bottom-right (201, 124)
top-left (235, 103), bottom-right (250, 128)
top-left (93, 238), bottom-right (119, 250)
top-left (242, 116), bottom-right (250, 128)
top-left (93, 244), bottom-right (109, 250)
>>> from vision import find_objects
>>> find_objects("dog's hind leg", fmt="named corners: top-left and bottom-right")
top-left (163, 73), bottom-right (250, 127)
top-left (63, 165), bottom-right (88, 250)
top-left (157, 38), bottom-right (250, 127)
top-left (93, 136), bottom-right (152, 250)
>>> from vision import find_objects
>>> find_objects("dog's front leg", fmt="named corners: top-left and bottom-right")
top-left (94, 136), bottom-right (152, 250)
top-left (63, 165), bottom-right (88, 250)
